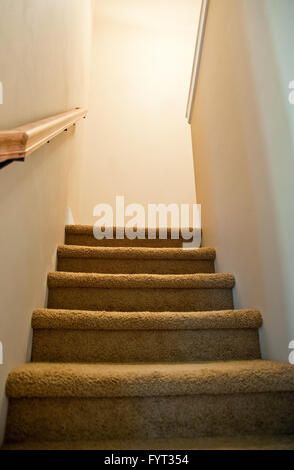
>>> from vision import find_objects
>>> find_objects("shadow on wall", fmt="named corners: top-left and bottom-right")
top-left (0, 135), bottom-right (74, 443)
top-left (191, 0), bottom-right (294, 362)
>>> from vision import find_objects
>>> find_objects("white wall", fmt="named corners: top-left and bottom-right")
top-left (78, 0), bottom-right (200, 223)
top-left (0, 0), bottom-right (93, 443)
top-left (191, 0), bottom-right (294, 362)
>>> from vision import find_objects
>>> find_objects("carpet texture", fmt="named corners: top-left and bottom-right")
top-left (31, 309), bottom-right (262, 363)
top-left (5, 393), bottom-right (294, 442)
top-left (65, 225), bottom-right (187, 248)
top-left (7, 361), bottom-right (294, 398)
top-left (4, 225), bottom-right (294, 449)
top-left (31, 309), bottom-right (262, 330)
top-left (57, 246), bottom-right (216, 274)
top-left (47, 273), bottom-right (235, 312)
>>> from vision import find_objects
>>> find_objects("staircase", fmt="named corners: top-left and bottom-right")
top-left (4, 225), bottom-right (294, 449)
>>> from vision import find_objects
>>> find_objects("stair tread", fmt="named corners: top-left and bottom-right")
top-left (7, 360), bottom-right (294, 398)
top-left (48, 272), bottom-right (235, 289)
top-left (32, 309), bottom-right (262, 330)
top-left (58, 245), bottom-right (216, 260)
top-left (65, 225), bottom-right (194, 238)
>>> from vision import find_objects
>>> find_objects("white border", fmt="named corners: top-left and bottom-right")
top-left (186, 0), bottom-right (209, 124)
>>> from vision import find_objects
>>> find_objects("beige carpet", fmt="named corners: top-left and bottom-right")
top-left (3, 225), bottom-right (294, 449)
top-left (57, 245), bottom-right (216, 274)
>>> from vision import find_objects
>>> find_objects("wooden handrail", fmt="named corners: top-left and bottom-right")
top-left (186, 0), bottom-right (209, 123)
top-left (0, 107), bottom-right (87, 163)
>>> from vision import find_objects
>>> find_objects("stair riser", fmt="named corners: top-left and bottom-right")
top-left (32, 329), bottom-right (261, 363)
top-left (57, 258), bottom-right (215, 274)
top-left (48, 288), bottom-right (234, 312)
top-left (6, 392), bottom-right (294, 442)
top-left (65, 234), bottom-right (186, 248)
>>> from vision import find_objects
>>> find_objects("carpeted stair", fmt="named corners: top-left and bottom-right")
top-left (64, 225), bottom-right (186, 248)
top-left (4, 225), bottom-right (294, 449)
top-left (47, 272), bottom-right (235, 312)
top-left (57, 245), bottom-right (216, 274)
top-left (31, 309), bottom-right (262, 363)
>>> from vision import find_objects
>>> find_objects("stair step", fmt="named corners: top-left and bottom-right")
top-left (7, 360), bottom-right (294, 397)
top-left (31, 309), bottom-right (262, 363)
top-left (57, 246), bottom-right (216, 274)
top-left (48, 272), bottom-right (235, 289)
top-left (6, 361), bottom-right (294, 442)
top-left (65, 225), bottom-right (193, 248)
top-left (32, 309), bottom-right (262, 330)
top-left (47, 273), bottom-right (235, 312)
